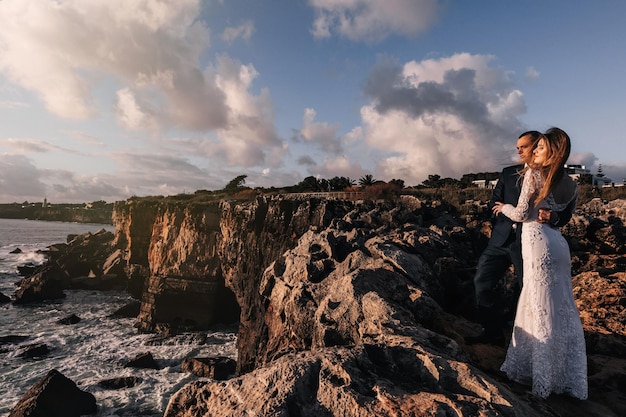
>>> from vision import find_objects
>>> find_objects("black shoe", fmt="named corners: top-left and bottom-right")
top-left (465, 331), bottom-right (505, 346)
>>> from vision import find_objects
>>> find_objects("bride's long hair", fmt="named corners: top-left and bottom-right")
top-left (534, 127), bottom-right (571, 206)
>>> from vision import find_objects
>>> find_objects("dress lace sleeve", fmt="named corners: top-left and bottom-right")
top-left (501, 169), bottom-right (538, 222)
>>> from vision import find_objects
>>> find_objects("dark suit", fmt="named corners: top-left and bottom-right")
top-left (473, 164), bottom-right (575, 336)
top-left (473, 165), bottom-right (524, 325)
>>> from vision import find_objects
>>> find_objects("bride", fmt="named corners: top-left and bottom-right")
top-left (492, 127), bottom-right (588, 399)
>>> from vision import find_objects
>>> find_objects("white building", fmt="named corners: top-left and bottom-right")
top-left (564, 164), bottom-right (612, 186)
top-left (471, 179), bottom-right (498, 189)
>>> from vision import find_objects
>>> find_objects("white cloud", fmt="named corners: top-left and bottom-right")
top-left (309, 0), bottom-right (441, 42)
top-left (115, 88), bottom-right (156, 131)
top-left (0, 152), bottom-right (124, 203)
top-left (0, 0), bottom-right (209, 121)
top-left (525, 66), bottom-right (540, 81)
top-left (0, 138), bottom-right (83, 155)
top-left (308, 155), bottom-right (367, 180)
top-left (0, 0), bottom-right (282, 168)
top-left (0, 100), bottom-right (28, 109)
top-left (359, 53), bottom-right (528, 185)
top-left (0, 154), bottom-right (47, 201)
top-left (222, 20), bottom-right (255, 44)
top-left (297, 108), bottom-right (342, 153)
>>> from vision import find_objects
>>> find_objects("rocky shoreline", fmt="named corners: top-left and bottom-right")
top-left (5, 196), bottom-right (625, 416)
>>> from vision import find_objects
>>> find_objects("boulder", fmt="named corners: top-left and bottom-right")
top-left (124, 351), bottom-right (159, 369)
top-left (16, 263), bottom-right (37, 277)
top-left (13, 264), bottom-right (68, 304)
top-left (180, 357), bottom-right (236, 380)
top-left (108, 300), bottom-right (141, 318)
top-left (9, 369), bottom-right (96, 417)
top-left (17, 343), bottom-right (50, 359)
top-left (12, 229), bottom-right (120, 303)
top-left (98, 376), bottom-right (142, 390)
top-left (57, 314), bottom-right (81, 325)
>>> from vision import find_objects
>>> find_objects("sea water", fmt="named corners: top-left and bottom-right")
top-left (0, 218), bottom-right (236, 416)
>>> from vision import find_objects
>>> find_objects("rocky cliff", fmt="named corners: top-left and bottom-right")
top-left (11, 195), bottom-right (625, 416)
top-left (110, 196), bottom-right (625, 416)
top-left (113, 196), bottom-right (362, 369)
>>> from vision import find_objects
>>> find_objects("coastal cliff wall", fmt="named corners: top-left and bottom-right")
top-left (112, 196), bottom-right (358, 369)
top-left (13, 196), bottom-right (624, 415)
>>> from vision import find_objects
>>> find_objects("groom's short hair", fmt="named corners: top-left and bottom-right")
top-left (518, 130), bottom-right (542, 144)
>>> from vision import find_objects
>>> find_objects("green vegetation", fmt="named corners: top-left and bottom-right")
top-left (6, 172), bottom-right (625, 222)
top-left (0, 201), bottom-right (114, 224)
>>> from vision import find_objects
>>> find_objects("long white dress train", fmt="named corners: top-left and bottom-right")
top-left (500, 169), bottom-right (588, 399)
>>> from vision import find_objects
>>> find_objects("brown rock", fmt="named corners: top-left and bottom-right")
top-left (98, 376), bottom-right (142, 390)
top-left (180, 357), bottom-right (236, 380)
top-left (124, 351), bottom-right (159, 369)
top-left (9, 369), bottom-right (96, 417)
top-left (165, 347), bottom-right (537, 417)
top-left (109, 195), bottom-right (626, 416)
top-left (56, 314), bottom-right (81, 325)
top-left (17, 343), bottom-right (50, 359)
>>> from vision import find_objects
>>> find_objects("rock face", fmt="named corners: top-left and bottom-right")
top-left (12, 229), bottom-right (123, 304)
top-left (180, 357), bottom-right (236, 380)
top-left (161, 197), bottom-right (625, 417)
top-left (113, 197), bottom-right (357, 352)
top-left (11, 195), bottom-right (625, 416)
top-left (113, 200), bottom-right (239, 334)
top-left (164, 204), bottom-right (531, 416)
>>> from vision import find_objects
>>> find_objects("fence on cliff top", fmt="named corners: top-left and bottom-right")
top-left (284, 191), bottom-right (366, 201)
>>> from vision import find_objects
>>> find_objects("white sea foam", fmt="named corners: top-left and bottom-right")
top-left (1, 289), bottom-right (238, 417)
top-left (0, 219), bottom-right (237, 416)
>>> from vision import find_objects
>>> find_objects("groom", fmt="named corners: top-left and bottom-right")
top-left (467, 130), bottom-right (574, 345)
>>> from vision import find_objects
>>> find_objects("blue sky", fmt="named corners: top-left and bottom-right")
top-left (1, 0), bottom-right (625, 203)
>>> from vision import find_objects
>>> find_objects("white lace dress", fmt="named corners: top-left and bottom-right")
top-left (500, 169), bottom-right (588, 399)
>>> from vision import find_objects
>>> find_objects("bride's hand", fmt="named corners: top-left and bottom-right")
top-left (492, 202), bottom-right (504, 216)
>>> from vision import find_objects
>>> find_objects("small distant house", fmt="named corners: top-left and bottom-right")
top-left (471, 179), bottom-right (497, 189)
top-left (564, 164), bottom-right (612, 186)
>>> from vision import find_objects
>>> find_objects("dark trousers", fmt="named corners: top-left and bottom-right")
top-left (473, 235), bottom-right (522, 330)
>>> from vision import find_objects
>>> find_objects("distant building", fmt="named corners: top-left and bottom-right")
top-left (564, 164), bottom-right (612, 186)
top-left (471, 179), bottom-right (498, 189)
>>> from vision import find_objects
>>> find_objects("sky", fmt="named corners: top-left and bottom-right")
top-left (1, 0), bottom-right (625, 203)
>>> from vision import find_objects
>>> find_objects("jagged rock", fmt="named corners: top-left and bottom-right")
top-left (0, 335), bottom-right (29, 344)
top-left (57, 314), bottom-right (81, 325)
top-left (0, 335), bottom-right (29, 354)
top-left (108, 300), bottom-right (141, 318)
top-left (16, 263), bottom-right (37, 277)
top-left (217, 198), bottom-right (374, 373)
top-left (17, 342), bottom-right (50, 359)
top-left (12, 229), bottom-right (120, 303)
top-left (9, 369), bottom-right (96, 417)
top-left (9, 247), bottom-right (22, 254)
top-left (0, 291), bottom-right (10, 303)
top-left (13, 264), bottom-right (67, 304)
top-left (114, 200), bottom-right (240, 334)
top-left (124, 351), bottom-right (159, 369)
top-left (98, 376), bottom-right (142, 389)
top-left (102, 248), bottom-right (126, 277)
top-left (180, 357), bottom-right (236, 380)
top-left (165, 347), bottom-right (537, 417)
top-left (158, 196), bottom-right (626, 417)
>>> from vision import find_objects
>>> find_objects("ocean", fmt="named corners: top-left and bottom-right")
top-left (0, 218), bottom-right (236, 416)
